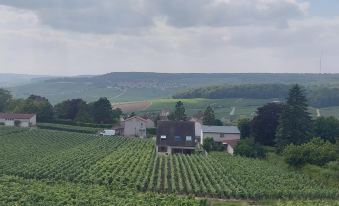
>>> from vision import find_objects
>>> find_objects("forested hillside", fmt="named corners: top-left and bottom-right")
top-left (174, 84), bottom-right (339, 108)
top-left (7, 72), bottom-right (339, 104)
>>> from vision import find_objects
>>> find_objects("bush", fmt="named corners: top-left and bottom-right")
top-left (45, 119), bottom-right (113, 128)
top-left (202, 137), bottom-right (224, 152)
top-left (283, 137), bottom-right (337, 167)
top-left (234, 138), bottom-right (267, 158)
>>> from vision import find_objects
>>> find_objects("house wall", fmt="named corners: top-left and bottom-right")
top-left (30, 115), bottom-right (37, 126)
top-left (124, 118), bottom-right (146, 138)
top-left (146, 119), bottom-right (155, 128)
top-left (202, 132), bottom-right (240, 143)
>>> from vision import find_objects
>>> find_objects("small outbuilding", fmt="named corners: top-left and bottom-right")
top-left (0, 113), bottom-right (36, 128)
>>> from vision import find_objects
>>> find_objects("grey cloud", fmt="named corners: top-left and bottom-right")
top-left (0, 0), bottom-right (307, 33)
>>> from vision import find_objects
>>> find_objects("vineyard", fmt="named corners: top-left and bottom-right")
top-left (0, 127), bottom-right (338, 204)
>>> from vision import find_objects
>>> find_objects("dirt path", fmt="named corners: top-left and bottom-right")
top-left (230, 107), bottom-right (236, 116)
top-left (111, 88), bottom-right (127, 99)
top-left (316, 109), bottom-right (321, 117)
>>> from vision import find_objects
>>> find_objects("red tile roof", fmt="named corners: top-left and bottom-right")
top-left (0, 113), bottom-right (36, 120)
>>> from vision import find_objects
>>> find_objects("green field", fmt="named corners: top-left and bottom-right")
top-left (137, 98), bottom-right (274, 122)
top-left (0, 127), bottom-right (338, 205)
top-left (128, 98), bottom-right (336, 123)
top-left (37, 123), bottom-right (105, 134)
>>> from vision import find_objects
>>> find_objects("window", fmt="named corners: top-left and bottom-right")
top-left (186, 136), bottom-right (192, 141)
top-left (160, 135), bottom-right (167, 140)
top-left (175, 136), bottom-right (181, 141)
top-left (220, 133), bottom-right (225, 138)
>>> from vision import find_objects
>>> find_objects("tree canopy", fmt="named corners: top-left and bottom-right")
top-left (276, 84), bottom-right (312, 149)
top-left (0, 88), bottom-right (12, 112)
top-left (251, 103), bottom-right (283, 146)
top-left (169, 101), bottom-right (187, 121)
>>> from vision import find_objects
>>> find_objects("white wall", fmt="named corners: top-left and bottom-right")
top-left (124, 118), bottom-right (147, 138)
top-left (202, 132), bottom-right (240, 143)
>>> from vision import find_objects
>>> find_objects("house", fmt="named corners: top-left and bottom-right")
top-left (0, 113), bottom-right (36, 128)
top-left (156, 121), bottom-right (196, 154)
top-left (201, 125), bottom-right (240, 154)
top-left (114, 116), bottom-right (154, 138)
top-left (190, 117), bottom-right (202, 143)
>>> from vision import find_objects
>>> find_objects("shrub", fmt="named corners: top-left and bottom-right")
top-left (234, 138), bottom-right (267, 158)
top-left (202, 137), bottom-right (224, 152)
top-left (283, 137), bottom-right (337, 167)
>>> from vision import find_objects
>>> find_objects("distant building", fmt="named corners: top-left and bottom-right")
top-left (159, 108), bottom-right (171, 120)
top-left (201, 125), bottom-right (240, 154)
top-left (0, 113), bottom-right (36, 128)
top-left (156, 121), bottom-right (196, 154)
top-left (114, 116), bottom-right (154, 138)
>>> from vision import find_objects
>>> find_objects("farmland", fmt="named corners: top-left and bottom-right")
top-left (112, 98), bottom-right (339, 123)
top-left (0, 127), bottom-right (338, 205)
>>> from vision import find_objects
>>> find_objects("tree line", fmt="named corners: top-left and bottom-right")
top-left (236, 84), bottom-right (339, 167)
top-left (174, 84), bottom-right (339, 108)
top-left (0, 88), bottom-right (121, 124)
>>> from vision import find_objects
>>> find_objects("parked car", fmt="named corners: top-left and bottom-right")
top-left (99, 130), bottom-right (116, 136)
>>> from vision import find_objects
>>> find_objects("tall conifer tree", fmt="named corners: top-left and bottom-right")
top-left (276, 84), bottom-right (312, 149)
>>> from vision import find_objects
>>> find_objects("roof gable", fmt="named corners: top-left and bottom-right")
top-left (124, 116), bottom-right (148, 122)
top-left (0, 113), bottom-right (35, 120)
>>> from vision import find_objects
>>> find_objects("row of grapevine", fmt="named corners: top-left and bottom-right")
top-left (0, 127), bottom-right (338, 200)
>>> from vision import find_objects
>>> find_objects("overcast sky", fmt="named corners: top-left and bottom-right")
top-left (0, 0), bottom-right (338, 75)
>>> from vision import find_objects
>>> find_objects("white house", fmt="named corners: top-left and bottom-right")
top-left (0, 113), bottom-right (36, 128)
top-left (114, 116), bottom-right (155, 138)
top-left (201, 125), bottom-right (240, 154)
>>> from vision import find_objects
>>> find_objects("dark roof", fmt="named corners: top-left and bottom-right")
top-left (202, 125), bottom-right (240, 134)
top-left (156, 121), bottom-right (196, 147)
top-left (0, 113), bottom-right (35, 120)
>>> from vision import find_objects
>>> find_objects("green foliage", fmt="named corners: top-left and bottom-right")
top-left (237, 118), bottom-right (251, 139)
top-left (91, 97), bottom-right (114, 124)
top-left (203, 106), bottom-right (223, 126)
top-left (303, 161), bottom-right (339, 188)
top-left (234, 138), bottom-right (267, 159)
top-left (251, 103), bottom-right (283, 146)
top-left (13, 95), bottom-right (54, 122)
top-left (202, 137), bottom-right (224, 152)
top-left (169, 101), bottom-right (187, 121)
top-left (283, 138), bottom-right (337, 167)
top-left (0, 175), bottom-right (201, 206)
top-left (54, 98), bottom-right (88, 120)
top-left (0, 88), bottom-right (12, 112)
top-left (314, 116), bottom-right (339, 144)
top-left (0, 128), bottom-right (338, 200)
top-left (276, 85), bottom-right (313, 150)
top-left (37, 123), bottom-right (103, 134)
top-left (174, 84), bottom-right (290, 100)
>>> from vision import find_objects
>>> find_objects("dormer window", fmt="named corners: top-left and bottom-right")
top-left (161, 135), bottom-right (167, 140)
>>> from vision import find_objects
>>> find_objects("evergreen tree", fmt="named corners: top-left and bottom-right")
top-left (170, 101), bottom-right (187, 121)
top-left (251, 103), bottom-right (283, 146)
top-left (237, 118), bottom-right (251, 139)
top-left (276, 84), bottom-right (312, 149)
top-left (203, 106), bottom-right (216, 125)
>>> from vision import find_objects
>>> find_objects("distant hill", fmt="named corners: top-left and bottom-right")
top-left (0, 73), bottom-right (54, 87)
top-left (7, 72), bottom-right (339, 104)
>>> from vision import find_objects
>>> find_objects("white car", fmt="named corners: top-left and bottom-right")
top-left (99, 130), bottom-right (116, 136)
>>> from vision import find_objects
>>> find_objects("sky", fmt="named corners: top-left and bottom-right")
top-left (0, 0), bottom-right (338, 75)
